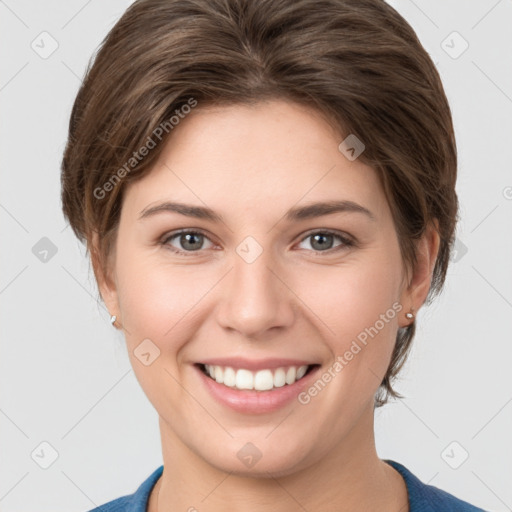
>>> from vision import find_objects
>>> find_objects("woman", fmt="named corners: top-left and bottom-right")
top-left (61, 0), bottom-right (487, 510)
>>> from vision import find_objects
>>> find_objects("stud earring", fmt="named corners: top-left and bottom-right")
top-left (405, 311), bottom-right (414, 320)
top-left (110, 314), bottom-right (117, 326)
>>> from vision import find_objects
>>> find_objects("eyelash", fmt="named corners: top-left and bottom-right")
top-left (160, 229), bottom-right (355, 257)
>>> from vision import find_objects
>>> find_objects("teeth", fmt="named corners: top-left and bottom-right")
top-left (254, 369), bottom-right (273, 391)
top-left (203, 364), bottom-right (310, 391)
top-left (223, 366), bottom-right (236, 387)
top-left (285, 366), bottom-right (296, 385)
top-left (236, 369), bottom-right (254, 390)
top-left (296, 365), bottom-right (308, 379)
top-left (273, 368), bottom-right (286, 388)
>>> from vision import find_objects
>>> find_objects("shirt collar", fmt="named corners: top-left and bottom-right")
top-left (128, 460), bottom-right (435, 512)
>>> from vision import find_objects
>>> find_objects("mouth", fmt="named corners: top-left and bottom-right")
top-left (195, 362), bottom-right (320, 392)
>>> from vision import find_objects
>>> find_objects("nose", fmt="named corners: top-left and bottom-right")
top-left (216, 247), bottom-right (296, 339)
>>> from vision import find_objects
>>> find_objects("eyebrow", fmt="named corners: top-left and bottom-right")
top-left (138, 199), bottom-right (376, 223)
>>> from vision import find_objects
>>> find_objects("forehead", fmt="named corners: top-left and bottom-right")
top-left (122, 100), bottom-right (388, 223)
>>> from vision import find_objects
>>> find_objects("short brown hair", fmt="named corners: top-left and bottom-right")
top-left (61, 0), bottom-right (458, 407)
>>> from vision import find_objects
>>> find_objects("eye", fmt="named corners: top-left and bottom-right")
top-left (161, 229), bottom-right (215, 255)
top-left (297, 230), bottom-right (354, 253)
top-left (160, 228), bottom-right (355, 256)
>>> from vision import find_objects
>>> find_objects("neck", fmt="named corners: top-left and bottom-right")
top-left (149, 403), bottom-right (408, 512)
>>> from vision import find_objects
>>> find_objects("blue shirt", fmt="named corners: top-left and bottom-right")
top-left (86, 459), bottom-right (487, 511)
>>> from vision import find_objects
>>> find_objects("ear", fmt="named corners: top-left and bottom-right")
top-left (90, 231), bottom-right (121, 327)
top-left (398, 220), bottom-right (441, 327)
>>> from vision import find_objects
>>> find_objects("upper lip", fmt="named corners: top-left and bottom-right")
top-left (197, 357), bottom-right (318, 371)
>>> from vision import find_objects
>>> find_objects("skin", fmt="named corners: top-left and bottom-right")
top-left (92, 99), bottom-right (439, 511)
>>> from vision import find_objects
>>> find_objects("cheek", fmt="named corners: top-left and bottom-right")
top-left (292, 257), bottom-right (403, 422)
top-left (115, 248), bottom-right (223, 364)
top-left (300, 251), bottom-right (403, 370)
top-left (114, 252), bottom-right (210, 406)
top-left (114, 251), bottom-right (195, 343)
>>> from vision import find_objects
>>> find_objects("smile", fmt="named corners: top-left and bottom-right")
top-left (199, 363), bottom-right (318, 391)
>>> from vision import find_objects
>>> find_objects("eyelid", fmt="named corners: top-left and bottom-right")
top-left (295, 229), bottom-right (355, 252)
top-left (160, 227), bottom-right (211, 241)
top-left (160, 228), bottom-right (356, 255)
top-left (298, 228), bottom-right (355, 245)
top-left (160, 228), bottom-right (216, 248)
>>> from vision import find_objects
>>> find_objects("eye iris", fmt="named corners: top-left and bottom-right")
top-left (180, 232), bottom-right (203, 251)
top-left (311, 233), bottom-right (333, 251)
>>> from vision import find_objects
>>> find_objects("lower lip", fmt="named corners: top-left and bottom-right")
top-left (195, 364), bottom-right (320, 414)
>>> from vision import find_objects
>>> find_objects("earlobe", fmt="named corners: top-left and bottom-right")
top-left (399, 221), bottom-right (441, 326)
top-left (90, 231), bottom-right (121, 327)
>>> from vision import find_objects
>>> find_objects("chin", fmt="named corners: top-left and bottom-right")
top-left (195, 436), bottom-right (316, 479)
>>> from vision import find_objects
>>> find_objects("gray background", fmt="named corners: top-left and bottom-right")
top-left (1, 0), bottom-right (511, 510)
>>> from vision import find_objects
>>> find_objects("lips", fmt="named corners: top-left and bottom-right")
top-left (199, 363), bottom-right (317, 391)
top-left (197, 357), bottom-right (318, 371)
top-left (195, 357), bottom-right (320, 392)
top-left (195, 359), bottom-right (322, 414)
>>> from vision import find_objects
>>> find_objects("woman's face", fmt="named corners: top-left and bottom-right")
top-left (100, 99), bottom-right (420, 476)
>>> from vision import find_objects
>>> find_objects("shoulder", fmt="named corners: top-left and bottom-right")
top-left (85, 465), bottom-right (164, 512)
top-left (385, 460), bottom-right (488, 512)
